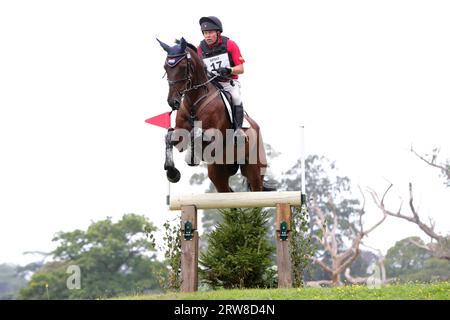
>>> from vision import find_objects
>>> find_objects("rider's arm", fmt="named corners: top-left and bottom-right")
top-left (231, 64), bottom-right (244, 75)
top-left (227, 39), bottom-right (245, 76)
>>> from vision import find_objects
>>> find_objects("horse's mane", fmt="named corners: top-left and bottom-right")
top-left (186, 42), bottom-right (198, 54)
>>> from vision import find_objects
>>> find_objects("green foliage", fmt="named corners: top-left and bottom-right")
top-left (385, 237), bottom-right (431, 278)
top-left (0, 264), bottom-right (28, 300)
top-left (18, 261), bottom-right (72, 300)
top-left (153, 218), bottom-right (182, 291)
top-left (290, 205), bottom-right (315, 287)
top-left (348, 250), bottom-right (379, 278)
top-left (199, 208), bottom-right (275, 289)
top-left (18, 214), bottom-right (166, 299)
top-left (386, 236), bottom-right (450, 282)
top-left (400, 258), bottom-right (450, 282)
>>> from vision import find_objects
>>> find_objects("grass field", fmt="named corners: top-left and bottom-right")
top-left (116, 281), bottom-right (449, 300)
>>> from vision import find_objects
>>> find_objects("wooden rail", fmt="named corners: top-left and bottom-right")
top-left (169, 191), bottom-right (302, 210)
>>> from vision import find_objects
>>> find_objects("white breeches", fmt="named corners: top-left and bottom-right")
top-left (219, 80), bottom-right (242, 106)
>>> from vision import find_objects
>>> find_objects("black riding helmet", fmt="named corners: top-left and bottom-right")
top-left (199, 16), bottom-right (223, 33)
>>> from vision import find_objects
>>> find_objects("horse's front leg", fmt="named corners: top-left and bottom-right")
top-left (164, 128), bottom-right (181, 183)
top-left (185, 125), bottom-right (203, 166)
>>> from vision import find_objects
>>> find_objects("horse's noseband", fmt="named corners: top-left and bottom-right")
top-left (165, 52), bottom-right (193, 91)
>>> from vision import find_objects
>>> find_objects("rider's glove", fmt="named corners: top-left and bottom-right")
top-left (217, 67), bottom-right (232, 77)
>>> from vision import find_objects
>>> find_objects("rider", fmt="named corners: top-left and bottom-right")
top-left (197, 16), bottom-right (247, 141)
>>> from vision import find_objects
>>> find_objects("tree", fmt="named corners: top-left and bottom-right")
top-left (385, 236), bottom-right (450, 282)
top-left (347, 249), bottom-right (379, 278)
top-left (407, 258), bottom-right (450, 282)
top-left (199, 208), bottom-right (275, 289)
top-left (344, 246), bottom-right (393, 286)
top-left (370, 183), bottom-right (450, 260)
top-left (282, 155), bottom-right (386, 286)
top-left (309, 190), bottom-right (386, 285)
top-left (18, 214), bottom-right (166, 299)
top-left (385, 237), bottom-right (431, 278)
top-left (0, 264), bottom-right (28, 300)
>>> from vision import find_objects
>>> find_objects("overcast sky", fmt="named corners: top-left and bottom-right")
top-left (1, 0), bottom-right (449, 265)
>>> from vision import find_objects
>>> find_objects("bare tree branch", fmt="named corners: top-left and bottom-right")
top-left (411, 146), bottom-right (448, 173)
top-left (368, 185), bottom-right (414, 223)
top-left (344, 268), bottom-right (368, 285)
top-left (407, 183), bottom-right (442, 240)
top-left (408, 238), bottom-right (431, 251)
top-left (344, 244), bottom-right (395, 285)
top-left (362, 210), bottom-right (387, 236)
top-left (311, 189), bottom-right (387, 285)
top-left (311, 257), bottom-right (333, 274)
top-left (336, 246), bottom-right (360, 275)
top-left (370, 183), bottom-right (450, 260)
top-left (358, 186), bottom-right (366, 233)
top-left (312, 206), bottom-right (333, 254)
top-left (328, 197), bottom-right (339, 256)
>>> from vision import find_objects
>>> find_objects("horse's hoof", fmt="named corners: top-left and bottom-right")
top-left (166, 168), bottom-right (181, 183)
top-left (263, 180), bottom-right (277, 191)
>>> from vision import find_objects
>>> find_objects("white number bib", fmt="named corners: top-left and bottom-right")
top-left (203, 53), bottom-right (231, 75)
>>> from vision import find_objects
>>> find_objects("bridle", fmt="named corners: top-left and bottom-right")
top-left (164, 51), bottom-right (218, 111)
top-left (165, 52), bottom-right (192, 90)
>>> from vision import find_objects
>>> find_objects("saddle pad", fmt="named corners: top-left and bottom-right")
top-left (219, 91), bottom-right (251, 129)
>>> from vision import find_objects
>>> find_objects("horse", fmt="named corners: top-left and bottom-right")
top-left (158, 37), bottom-right (274, 192)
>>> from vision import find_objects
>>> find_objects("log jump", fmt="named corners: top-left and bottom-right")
top-left (169, 191), bottom-right (302, 292)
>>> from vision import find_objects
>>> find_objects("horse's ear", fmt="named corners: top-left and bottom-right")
top-left (157, 38), bottom-right (171, 53)
top-left (179, 37), bottom-right (187, 51)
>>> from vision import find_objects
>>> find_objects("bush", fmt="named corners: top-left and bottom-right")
top-left (199, 208), bottom-right (274, 289)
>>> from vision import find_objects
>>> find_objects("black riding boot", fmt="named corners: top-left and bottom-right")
top-left (233, 103), bottom-right (247, 141)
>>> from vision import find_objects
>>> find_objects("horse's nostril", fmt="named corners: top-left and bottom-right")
top-left (168, 99), bottom-right (180, 110)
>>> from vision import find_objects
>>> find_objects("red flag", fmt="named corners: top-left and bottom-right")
top-left (145, 112), bottom-right (171, 129)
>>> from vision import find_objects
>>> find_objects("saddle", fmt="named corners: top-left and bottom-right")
top-left (212, 80), bottom-right (251, 129)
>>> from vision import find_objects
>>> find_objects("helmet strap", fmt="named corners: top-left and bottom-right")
top-left (212, 31), bottom-right (221, 46)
